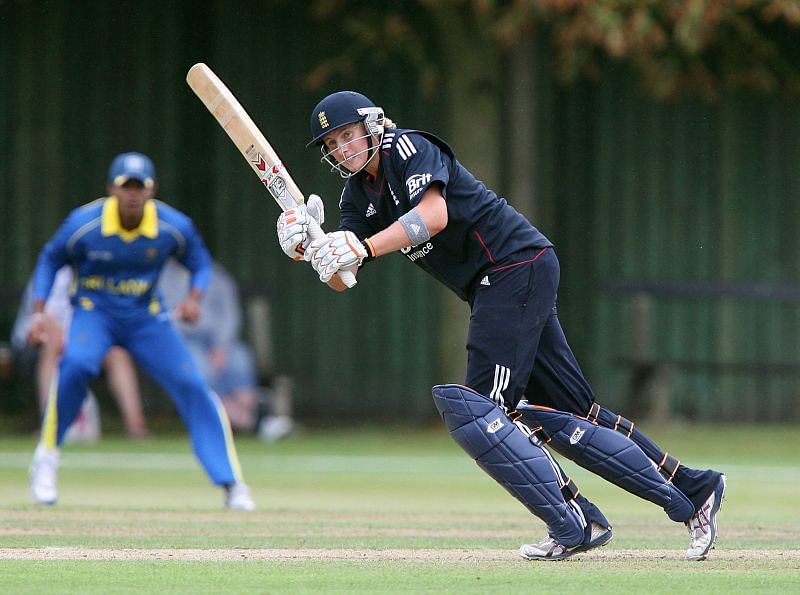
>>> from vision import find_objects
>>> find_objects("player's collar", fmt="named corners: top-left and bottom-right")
top-left (101, 196), bottom-right (158, 242)
top-left (363, 157), bottom-right (382, 184)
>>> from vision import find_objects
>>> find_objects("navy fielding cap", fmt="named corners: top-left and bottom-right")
top-left (307, 91), bottom-right (377, 147)
top-left (108, 152), bottom-right (156, 188)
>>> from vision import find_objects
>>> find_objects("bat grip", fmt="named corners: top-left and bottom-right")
top-left (306, 219), bottom-right (358, 288)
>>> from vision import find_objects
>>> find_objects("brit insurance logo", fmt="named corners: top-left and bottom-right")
top-left (401, 241), bottom-right (434, 262)
top-left (406, 173), bottom-right (431, 200)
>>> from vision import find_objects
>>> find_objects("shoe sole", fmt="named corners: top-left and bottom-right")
top-left (519, 548), bottom-right (573, 561)
top-left (30, 484), bottom-right (57, 505)
top-left (519, 529), bottom-right (613, 561)
top-left (688, 474), bottom-right (727, 561)
top-left (30, 482), bottom-right (57, 505)
top-left (225, 503), bottom-right (256, 511)
top-left (575, 528), bottom-right (613, 553)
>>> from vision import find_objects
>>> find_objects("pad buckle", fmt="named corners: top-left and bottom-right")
top-left (529, 425), bottom-right (552, 444)
top-left (560, 477), bottom-right (580, 502)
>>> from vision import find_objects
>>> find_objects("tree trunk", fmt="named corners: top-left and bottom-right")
top-left (434, 7), bottom-right (502, 385)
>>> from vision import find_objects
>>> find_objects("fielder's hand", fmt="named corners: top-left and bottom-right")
top-left (174, 294), bottom-right (202, 324)
top-left (26, 312), bottom-right (64, 350)
top-left (276, 194), bottom-right (325, 261)
top-left (305, 230), bottom-right (367, 284)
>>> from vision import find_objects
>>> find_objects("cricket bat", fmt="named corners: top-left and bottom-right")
top-left (185, 62), bottom-right (356, 287)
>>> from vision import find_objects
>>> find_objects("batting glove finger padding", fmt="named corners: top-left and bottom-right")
top-left (305, 193), bottom-right (325, 226)
top-left (276, 195), bottom-right (325, 261)
top-left (306, 230), bottom-right (367, 283)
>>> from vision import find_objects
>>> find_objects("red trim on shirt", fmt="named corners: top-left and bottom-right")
top-left (473, 231), bottom-right (496, 264)
top-left (490, 247), bottom-right (549, 272)
top-left (363, 171), bottom-right (384, 197)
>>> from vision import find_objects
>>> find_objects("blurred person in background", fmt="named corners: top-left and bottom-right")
top-left (27, 151), bottom-right (254, 510)
top-left (158, 258), bottom-right (260, 433)
top-left (12, 264), bottom-right (149, 441)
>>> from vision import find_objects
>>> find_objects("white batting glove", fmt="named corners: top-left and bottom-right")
top-left (276, 194), bottom-right (325, 261)
top-left (305, 230), bottom-right (368, 283)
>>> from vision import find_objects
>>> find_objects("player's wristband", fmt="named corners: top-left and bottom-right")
top-left (361, 237), bottom-right (376, 263)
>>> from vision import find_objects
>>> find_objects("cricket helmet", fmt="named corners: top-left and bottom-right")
top-left (307, 91), bottom-right (384, 148)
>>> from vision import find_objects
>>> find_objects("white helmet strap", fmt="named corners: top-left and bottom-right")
top-left (357, 106), bottom-right (384, 137)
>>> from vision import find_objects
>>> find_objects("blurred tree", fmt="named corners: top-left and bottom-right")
top-left (300, 0), bottom-right (800, 398)
top-left (305, 0), bottom-right (800, 101)
top-left (304, 1), bottom-right (507, 385)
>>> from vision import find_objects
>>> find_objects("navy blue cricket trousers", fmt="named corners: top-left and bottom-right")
top-left (465, 247), bottom-right (594, 414)
top-left (465, 246), bottom-right (722, 512)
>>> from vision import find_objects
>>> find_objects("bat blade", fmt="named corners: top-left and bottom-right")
top-left (186, 62), bottom-right (300, 212)
top-left (186, 63), bottom-right (356, 287)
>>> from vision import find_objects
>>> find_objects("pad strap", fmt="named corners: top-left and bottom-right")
top-left (530, 426), bottom-right (552, 444)
top-left (657, 453), bottom-right (680, 482)
top-left (587, 402), bottom-right (601, 424)
top-left (613, 415), bottom-right (634, 437)
top-left (587, 402), bottom-right (633, 437)
top-left (560, 477), bottom-right (580, 502)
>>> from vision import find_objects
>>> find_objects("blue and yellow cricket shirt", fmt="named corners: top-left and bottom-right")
top-left (32, 196), bottom-right (211, 317)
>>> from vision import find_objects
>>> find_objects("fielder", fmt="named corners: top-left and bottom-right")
top-left (13, 264), bottom-right (149, 440)
top-left (277, 91), bottom-right (726, 560)
top-left (27, 152), bottom-right (254, 510)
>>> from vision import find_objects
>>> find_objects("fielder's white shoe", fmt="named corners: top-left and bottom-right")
top-left (29, 444), bottom-right (60, 505)
top-left (519, 522), bottom-right (613, 561)
top-left (224, 483), bottom-right (255, 511)
top-left (686, 474), bottom-right (727, 561)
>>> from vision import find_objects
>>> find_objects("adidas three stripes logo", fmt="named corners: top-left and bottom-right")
top-left (490, 364), bottom-right (511, 406)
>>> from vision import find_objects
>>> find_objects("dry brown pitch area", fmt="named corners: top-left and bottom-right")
top-left (1, 547), bottom-right (797, 562)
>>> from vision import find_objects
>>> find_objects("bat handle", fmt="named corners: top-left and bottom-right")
top-left (306, 219), bottom-right (358, 288)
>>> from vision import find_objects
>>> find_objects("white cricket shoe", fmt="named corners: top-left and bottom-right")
top-left (29, 444), bottom-right (60, 505)
top-left (519, 536), bottom-right (573, 561)
top-left (519, 522), bottom-right (613, 561)
top-left (257, 415), bottom-right (294, 442)
top-left (224, 483), bottom-right (256, 511)
top-left (686, 474), bottom-right (727, 561)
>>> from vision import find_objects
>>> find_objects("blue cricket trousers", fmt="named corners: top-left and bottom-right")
top-left (40, 305), bottom-right (244, 486)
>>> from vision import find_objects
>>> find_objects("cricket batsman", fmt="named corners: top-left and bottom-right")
top-left (276, 91), bottom-right (726, 560)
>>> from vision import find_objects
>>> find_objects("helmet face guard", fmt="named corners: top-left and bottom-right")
top-left (308, 92), bottom-right (384, 177)
top-left (319, 107), bottom-right (384, 178)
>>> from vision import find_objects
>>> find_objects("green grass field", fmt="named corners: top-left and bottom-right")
top-left (1, 424), bottom-right (798, 593)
